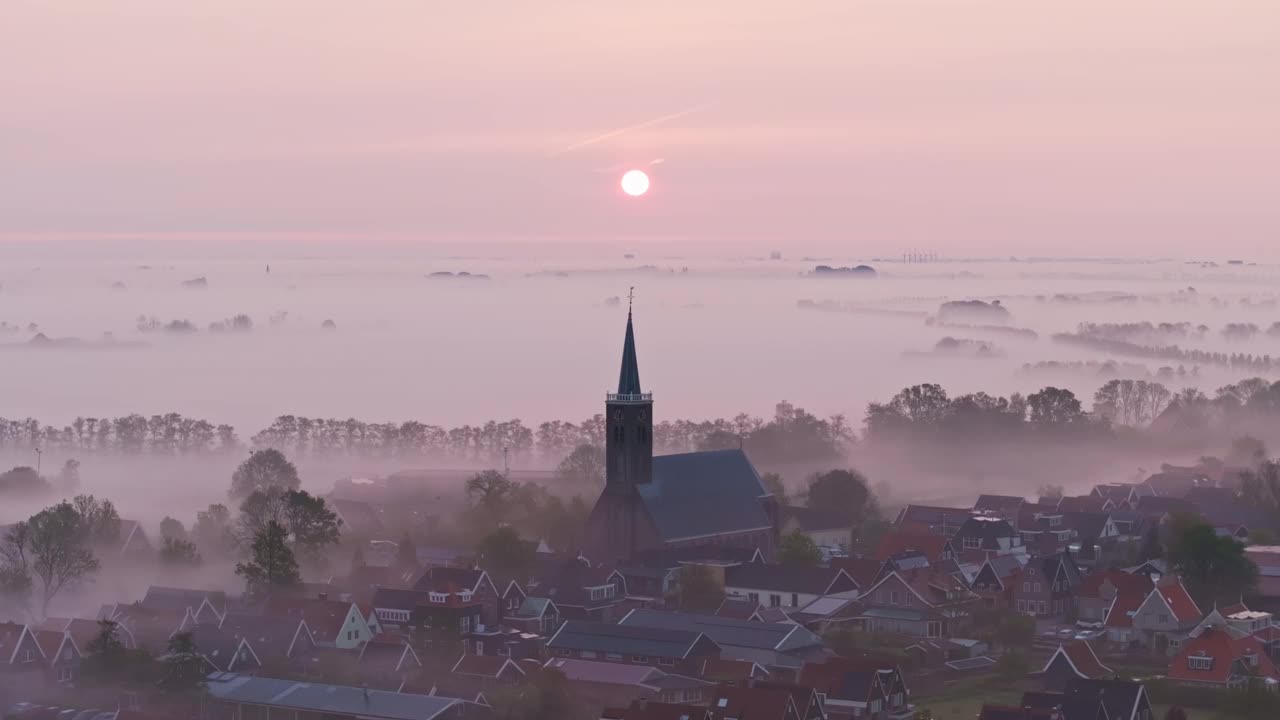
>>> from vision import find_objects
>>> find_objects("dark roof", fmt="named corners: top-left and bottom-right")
top-left (204, 672), bottom-right (466, 720)
top-left (618, 311), bottom-right (642, 395)
top-left (955, 516), bottom-right (1017, 548)
top-left (1063, 512), bottom-right (1111, 541)
top-left (141, 586), bottom-right (226, 614)
top-left (723, 564), bottom-right (854, 595)
top-left (619, 608), bottom-right (821, 653)
top-left (974, 495), bottom-right (1026, 513)
top-left (188, 623), bottom-right (252, 672)
top-left (1185, 487), bottom-right (1273, 529)
top-left (414, 566), bottom-right (486, 593)
top-left (217, 613), bottom-right (307, 662)
top-left (546, 620), bottom-right (712, 659)
top-left (629, 545), bottom-right (762, 569)
top-left (1064, 677), bottom-right (1146, 720)
top-left (779, 505), bottom-right (851, 532)
top-left (372, 587), bottom-right (435, 611)
top-left (1042, 552), bottom-right (1083, 589)
top-left (1134, 495), bottom-right (1197, 517)
top-left (639, 449), bottom-right (771, 542)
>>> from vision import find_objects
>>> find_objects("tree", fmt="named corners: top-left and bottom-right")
top-left (56, 459), bottom-right (81, 491)
top-left (996, 651), bottom-right (1029, 680)
top-left (192, 503), bottom-right (234, 557)
top-left (235, 521), bottom-right (301, 597)
top-left (0, 502), bottom-right (101, 617)
top-left (679, 565), bottom-right (724, 612)
top-left (555, 444), bottom-right (605, 486)
top-left (160, 537), bottom-right (202, 567)
top-left (761, 472), bottom-right (789, 506)
top-left (72, 494), bottom-right (121, 546)
top-left (1027, 387), bottom-right (1085, 426)
top-left (806, 468), bottom-right (883, 549)
top-left (81, 620), bottom-right (155, 687)
top-left (229, 448), bottom-right (300, 499)
top-left (0, 466), bottom-right (51, 498)
top-left (994, 613), bottom-right (1035, 650)
top-left (160, 632), bottom-right (206, 691)
top-left (1168, 522), bottom-right (1258, 607)
top-left (160, 516), bottom-right (187, 541)
top-left (777, 531), bottom-right (821, 567)
top-left (466, 469), bottom-right (517, 523)
top-left (237, 489), bottom-right (342, 571)
top-left (478, 526), bottom-right (536, 577)
top-left (1229, 436), bottom-right (1268, 469)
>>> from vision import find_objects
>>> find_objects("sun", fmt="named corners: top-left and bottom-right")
top-left (620, 169), bottom-right (650, 197)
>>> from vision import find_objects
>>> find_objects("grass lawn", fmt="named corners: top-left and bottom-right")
top-left (1151, 704), bottom-right (1218, 720)
top-left (913, 684), bottom-right (1021, 719)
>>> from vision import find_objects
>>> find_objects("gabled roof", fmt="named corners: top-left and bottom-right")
top-left (619, 608), bottom-right (822, 654)
top-left (1145, 578), bottom-right (1201, 623)
top-left (1134, 495), bottom-right (1197, 517)
top-left (1040, 551), bottom-right (1083, 590)
top-left (1064, 677), bottom-right (1148, 720)
top-left (698, 657), bottom-right (768, 681)
top-left (1054, 496), bottom-right (1108, 513)
top-left (875, 531), bottom-right (953, 562)
top-left (188, 623), bottom-right (260, 672)
top-left (264, 596), bottom-right (361, 641)
top-left (141, 586), bottom-right (227, 615)
top-left (894, 504), bottom-right (974, 532)
top-left (829, 557), bottom-right (883, 589)
top-left (359, 638), bottom-right (421, 676)
top-left (204, 672), bottom-right (466, 720)
top-left (452, 654), bottom-right (525, 678)
top-left (707, 685), bottom-right (797, 720)
top-left (639, 449), bottom-right (772, 542)
top-left (413, 566), bottom-right (490, 595)
top-left (723, 564), bottom-right (856, 595)
top-left (547, 619), bottom-right (715, 659)
top-left (217, 613), bottom-right (311, 662)
top-left (954, 516), bottom-right (1018, 548)
top-left (32, 629), bottom-right (76, 666)
top-left (1168, 627), bottom-right (1280, 684)
top-left (1062, 512), bottom-right (1112, 541)
top-left (329, 498), bottom-right (385, 536)
top-left (1040, 641), bottom-right (1112, 679)
top-left (1078, 570), bottom-right (1153, 600)
top-left (974, 495), bottom-right (1026, 514)
top-left (544, 656), bottom-right (665, 686)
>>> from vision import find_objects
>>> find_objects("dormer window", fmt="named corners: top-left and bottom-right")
top-left (459, 591), bottom-right (474, 602)
top-left (1188, 655), bottom-right (1213, 671)
top-left (429, 592), bottom-right (448, 603)
top-left (963, 536), bottom-right (981, 550)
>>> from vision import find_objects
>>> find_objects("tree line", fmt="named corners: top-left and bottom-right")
top-left (0, 401), bottom-right (852, 465)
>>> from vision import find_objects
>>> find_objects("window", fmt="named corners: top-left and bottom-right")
top-left (890, 591), bottom-right (900, 605)
top-left (62, 648), bottom-right (72, 661)
top-left (717, 698), bottom-right (730, 708)
top-left (633, 655), bottom-right (648, 663)
top-left (964, 536), bottom-right (981, 549)
top-left (791, 593), bottom-right (799, 607)
top-left (22, 649), bottom-right (34, 663)
top-left (475, 641), bottom-right (485, 654)
top-left (429, 592), bottom-right (447, 603)
top-left (1188, 655), bottom-right (1213, 671)
top-left (770, 594), bottom-right (782, 608)
top-left (1022, 582), bottom-right (1030, 593)
top-left (927, 621), bottom-right (942, 638)
top-left (659, 657), bottom-right (675, 666)
top-left (1033, 583), bottom-right (1041, 593)
top-left (57, 666), bottom-right (73, 683)
top-left (606, 652), bottom-right (623, 661)
top-left (460, 616), bottom-right (472, 632)
top-left (580, 650), bottom-right (598, 659)
top-left (614, 425), bottom-right (624, 442)
top-left (748, 593), bottom-right (759, 604)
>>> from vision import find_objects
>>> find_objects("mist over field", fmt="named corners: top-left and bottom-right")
top-left (4, 239), bottom-right (1280, 537)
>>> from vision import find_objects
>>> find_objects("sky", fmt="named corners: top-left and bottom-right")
top-left (2, 1), bottom-right (1278, 257)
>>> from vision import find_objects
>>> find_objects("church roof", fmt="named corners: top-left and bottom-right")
top-left (618, 311), bottom-right (642, 395)
top-left (639, 449), bottom-right (772, 542)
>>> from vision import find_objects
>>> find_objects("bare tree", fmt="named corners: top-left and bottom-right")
top-left (0, 502), bottom-right (101, 618)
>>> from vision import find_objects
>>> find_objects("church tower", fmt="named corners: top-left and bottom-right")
top-left (604, 307), bottom-right (653, 493)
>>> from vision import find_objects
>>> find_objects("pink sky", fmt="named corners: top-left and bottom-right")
top-left (2, 1), bottom-right (1278, 257)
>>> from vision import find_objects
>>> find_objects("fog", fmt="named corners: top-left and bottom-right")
top-left (5, 239), bottom-right (1280, 616)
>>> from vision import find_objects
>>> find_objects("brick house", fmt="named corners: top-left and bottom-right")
top-left (842, 568), bottom-right (980, 638)
top-left (801, 656), bottom-right (912, 720)
top-left (1169, 625), bottom-right (1280, 688)
top-left (1010, 552), bottom-right (1082, 618)
top-left (968, 555), bottom-right (1026, 610)
top-left (722, 564), bottom-right (858, 610)
top-left (952, 516), bottom-right (1024, 562)
top-left (413, 567), bottom-right (503, 628)
top-left (1038, 641), bottom-right (1113, 691)
top-left (1075, 570), bottom-right (1153, 628)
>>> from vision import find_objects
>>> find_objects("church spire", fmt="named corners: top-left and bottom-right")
top-left (617, 296), bottom-right (642, 396)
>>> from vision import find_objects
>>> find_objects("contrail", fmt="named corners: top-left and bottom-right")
top-left (550, 103), bottom-right (711, 157)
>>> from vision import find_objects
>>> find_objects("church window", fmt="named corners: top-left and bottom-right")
top-left (614, 425), bottom-right (624, 443)
top-left (639, 425), bottom-right (648, 444)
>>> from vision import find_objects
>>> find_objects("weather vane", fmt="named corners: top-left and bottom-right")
top-left (628, 286), bottom-right (635, 314)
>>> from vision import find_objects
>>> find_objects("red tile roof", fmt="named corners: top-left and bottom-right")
top-left (1153, 579), bottom-right (1202, 622)
top-left (875, 531), bottom-right (951, 562)
top-left (708, 685), bottom-right (795, 720)
top-left (1169, 628), bottom-right (1280, 684)
top-left (1104, 583), bottom-right (1149, 629)
top-left (1057, 641), bottom-right (1112, 679)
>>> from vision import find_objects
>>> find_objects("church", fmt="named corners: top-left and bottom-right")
top-left (582, 309), bottom-right (779, 564)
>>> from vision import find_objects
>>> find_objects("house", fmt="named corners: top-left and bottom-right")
top-left (215, 613), bottom-right (315, 671)
top-left (778, 505), bottom-right (854, 551)
top-left (1246, 546), bottom-right (1280, 613)
top-left (30, 629), bottom-right (79, 684)
top-left (714, 598), bottom-right (791, 623)
top-left (1134, 495), bottom-right (1198, 519)
top-left (202, 672), bottom-right (487, 720)
top-left (1017, 677), bottom-right (1152, 720)
top-left (1053, 496), bottom-right (1110, 514)
top-left (1130, 575), bottom-right (1202, 654)
top-left (356, 637), bottom-right (422, 690)
top-left (542, 657), bottom-right (713, 709)
top-left (696, 657), bottom-right (770, 685)
top-left (114, 519), bottom-right (154, 559)
top-left (722, 564), bottom-right (858, 610)
top-left (529, 560), bottom-right (628, 622)
top-left (787, 596), bottom-right (860, 632)
top-left (1091, 484), bottom-right (1141, 509)
top-left (602, 699), bottom-right (714, 720)
top-left (413, 566), bottom-right (503, 627)
top-left (188, 622), bottom-right (261, 673)
top-left (1144, 466), bottom-right (1211, 498)
top-left (1075, 570), bottom-right (1153, 628)
top-left (507, 597), bottom-right (560, 635)
top-left (583, 314), bottom-right (780, 563)
top-left (706, 684), bottom-right (805, 720)
top-left (618, 608), bottom-right (825, 677)
top-left (1010, 552), bottom-right (1082, 619)
top-left (451, 654), bottom-right (527, 685)
top-left (328, 497), bottom-right (386, 537)
top-left (264, 596), bottom-right (372, 649)
top-left (874, 531), bottom-right (956, 564)
top-left (1124, 559), bottom-right (1168, 581)
top-left (371, 587), bottom-right (482, 655)
top-left (1169, 623), bottom-right (1280, 688)
top-left (545, 619), bottom-right (721, 676)
top-left (1038, 641), bottom-right (1113, 690)
top-left (952, 516), bottom-right (1024, 561)
top-left (974, 494), bottom-right (1026, 521)
top-left (139, 586), bottom-right (227, 625)
top-left (832, 568), bottom-right (980, 638)
top-left (968, 554), bottom-right (1027, 609)
top-left (801, 656), bottom-right (912, 720)
top-left (894, 505), bottom-right (973, 536)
